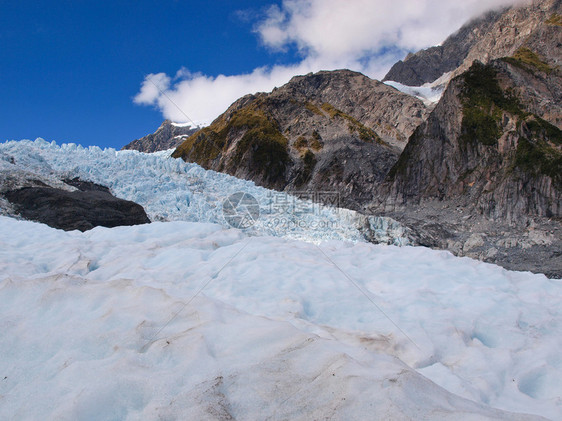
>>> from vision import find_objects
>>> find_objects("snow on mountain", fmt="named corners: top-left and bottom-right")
top-left (0, 216), bottom-right (559, 420)
top-left (384, 72), bottom-right (450, 106)
top-left (170, 121), bottom-right (198, 128)
top-left (0, 139), bottom-right (561, 419)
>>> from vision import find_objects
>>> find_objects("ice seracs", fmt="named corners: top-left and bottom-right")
top-left (0, 138), bottom-right (414, 245)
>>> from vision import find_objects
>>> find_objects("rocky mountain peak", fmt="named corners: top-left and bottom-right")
top-left (172, 69), bottom-right (429, 209)
top-left (384, 0), bottom-right (561, 87)
top-left (122, 119), bottom-right (198, 153)
top-left (383, 8), bottom-right (506, 86)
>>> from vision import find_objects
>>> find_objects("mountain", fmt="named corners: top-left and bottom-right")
top-left (371, 51), bottom-right (562, 277)
top-left (172, 69), bottom-right (428, 210)
top-left (372, 1), bottom-right (562, 276)
top-left (381, 59), bottom-right (561, 219)
top-left (115, 1), bottom-right (562, 276)
top-left (384, 0), bottom-right (561, 86)
top-left (122, 120), bottom-right (198, 153)
top-left (383, 8), bottom-right (505, 86)
top-left (166, 2), bottom-right (562, 277)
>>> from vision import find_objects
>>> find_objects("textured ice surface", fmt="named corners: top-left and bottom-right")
top-left (0, 217), bottom-right (558, 420)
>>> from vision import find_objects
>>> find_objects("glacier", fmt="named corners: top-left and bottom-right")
top-left (0, 138), bottom-right (412, 245)
top-left (0, 139), bottom-right (560, 420)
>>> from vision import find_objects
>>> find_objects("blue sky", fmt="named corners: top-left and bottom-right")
top-left (0, 0), bottom-right (291, 149)
top-left (1, 0), bottom-right (516, 149)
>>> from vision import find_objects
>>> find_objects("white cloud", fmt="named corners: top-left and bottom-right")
top-left (134, 63), bottom-right (318, 127)
top-left (133, 73), bottom-right (171, 106)
top-left (256, 0), bottom-right (526, 56)
top-left (134, 0), bottom-right (527, 126)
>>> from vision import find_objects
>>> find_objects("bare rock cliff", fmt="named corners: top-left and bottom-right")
top-left (383, 8), bottom-right (505, 85)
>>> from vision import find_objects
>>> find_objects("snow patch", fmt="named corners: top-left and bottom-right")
top-left (384, 71), bottom-right (452, 106)
top-left (171, 121), bottom-right (199, 129)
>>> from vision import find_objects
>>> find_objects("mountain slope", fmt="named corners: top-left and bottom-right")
top-left (370, 2), bottom-right (562, 277)
top-left (383, 8), bottom-right (505, 86)
top-left (384, 0), bottom-right (561, 86)
top-left (122, 120), bottom-right (198, 153)
top-left (172, 70), bottom-right (428, 210)
top-left (381, 59), bottom-right (561, 220)
top-left (369, 57), bottom-right (562, 278)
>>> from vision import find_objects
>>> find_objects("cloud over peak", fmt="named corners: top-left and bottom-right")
top-left (134, 0), bottom-right (526, 127)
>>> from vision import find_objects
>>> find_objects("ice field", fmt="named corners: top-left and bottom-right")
top-left (0, 139), bottom-right (560, 419)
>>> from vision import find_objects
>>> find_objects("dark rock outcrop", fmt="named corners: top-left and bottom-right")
top-left (172, 69), bottom-right (428, 210)
top-left (63, 178), bottom-right (112, 193)
top-left (122, 120), bottom-right (198, 153)
top-left (4, 180), bottom-right (150, 232)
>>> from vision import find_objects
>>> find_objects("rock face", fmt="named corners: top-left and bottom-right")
top-left (450, 0), bottom-right (562, 79)
top-left (374, 1), bottom-right (562, 278)
top-left (383, 8), bottom-right (505, 86)
top-left (172, 70), bottom-right (428, 210)
top-left (379, 60), bottom-right (561, 221)
top-left (371, 57), bottom-right (562, 278)
top-left (4, 178), bottom-right (150, 232)
top-left (122, 120), bottom-right (198, 153)
top-left (384, 0), bottom-right (561, 86)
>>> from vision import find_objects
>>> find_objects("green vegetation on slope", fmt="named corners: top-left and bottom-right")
top-left (515, 118), bottom-right (562, 186)
top-left (525, 117), bottom-right (562, 146)
top-left (171, 128), bottom-right (225, 167)
top-left (502, 47), bottom-right (554, 75)
top-left (310, 131), bottom-right (324, 150)
top-left (387, 62), bottom-right (562, 184)
top-left (229, 107), bottom-right (290, 182)
top-left (460, 62), bottom-right (561, 184)
top-left (173, 104), bottom-right (290, 182)
top-left (459, 62), bottom-right (523, 146)
top-left (305, 102), bottom-right (324, 116)
top-left (294, 149), bottom-right (317, 186)
top-left (294, 133), bottom-right (324, 152)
